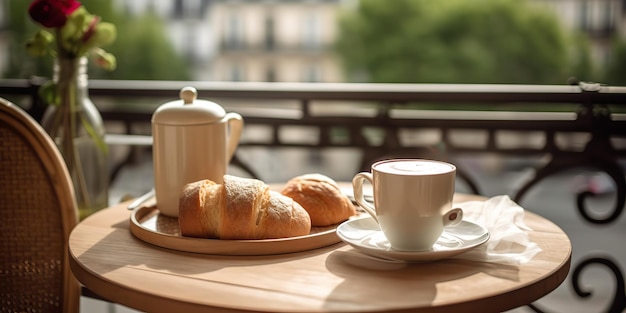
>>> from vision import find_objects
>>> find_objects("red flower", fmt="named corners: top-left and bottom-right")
top-left (28, 0), bottom-right (81, 28)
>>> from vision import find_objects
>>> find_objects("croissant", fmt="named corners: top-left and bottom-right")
top-left (281, 173), bottom-right (356, 226)
top-left (178, 175), bottom-right (311, 240)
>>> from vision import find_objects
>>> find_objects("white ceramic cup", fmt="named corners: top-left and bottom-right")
top-left (352, 159), bottom-right (463, 251)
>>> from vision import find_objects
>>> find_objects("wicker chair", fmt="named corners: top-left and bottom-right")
top-left (0, 98), bottom-right (80, 313)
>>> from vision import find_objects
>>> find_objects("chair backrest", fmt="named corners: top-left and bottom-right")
top-left (0, 98), bottom-right (79, 313)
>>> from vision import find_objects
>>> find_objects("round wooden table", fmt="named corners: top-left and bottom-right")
top-left (69, 192), bottom-right (571, 313)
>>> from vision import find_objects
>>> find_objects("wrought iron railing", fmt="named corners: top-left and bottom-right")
top-left (1, 78), bottom-right (625, 312)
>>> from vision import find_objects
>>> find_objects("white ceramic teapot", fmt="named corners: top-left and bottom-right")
top-left (152, 86), bottom-right (243, 217)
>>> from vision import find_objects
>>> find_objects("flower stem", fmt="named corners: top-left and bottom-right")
top-left (57, 56), bottom-right (93, 207)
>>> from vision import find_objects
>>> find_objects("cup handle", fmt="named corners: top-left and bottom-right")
top-left (442, 208), bottom-right (463, 227)
top-left (225, 112), bottom-right (244, 161)
top-left (352, 172), bottom-right (378, 223)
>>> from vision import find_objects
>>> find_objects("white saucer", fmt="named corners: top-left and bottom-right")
top-left (336, 216), bottom-right (490, 262)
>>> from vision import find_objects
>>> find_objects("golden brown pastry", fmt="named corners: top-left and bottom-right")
top-left (179, 175), bottom-right (311, 240)
top-left (280, 174), bottom-right (356, 226)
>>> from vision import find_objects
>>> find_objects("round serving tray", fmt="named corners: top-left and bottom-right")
top-left (129, 205), bottom-right (346, 255)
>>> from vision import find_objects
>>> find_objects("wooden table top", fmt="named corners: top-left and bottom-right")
top-left (69, 192), bottom-right (571, 313)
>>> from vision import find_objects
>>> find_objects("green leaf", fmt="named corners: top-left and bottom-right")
top-left (92, 49), bottom-right (116, 70)
top-left (38, 81), bottom-right (60, 106)
top-left (85, 22), bottom-right (117, 49)
top-left (25, 30), bottom-right (53, 56)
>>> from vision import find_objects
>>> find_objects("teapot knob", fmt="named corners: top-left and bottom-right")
top-left (180, 86), bottom-right (198, 104)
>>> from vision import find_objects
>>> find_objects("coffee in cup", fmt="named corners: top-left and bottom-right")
top-left (352, 159), bottom-right (462, 251)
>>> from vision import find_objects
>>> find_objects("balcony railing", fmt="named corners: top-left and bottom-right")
top-left (2, 78), bottom-right (625, 192)
top-left (1, 78), bottom-right (625, 312)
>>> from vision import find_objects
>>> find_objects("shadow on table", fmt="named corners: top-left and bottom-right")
top-left (78, 215), bottom-right (338, 277)
top-left (322, 249), bottom-right (520, 311)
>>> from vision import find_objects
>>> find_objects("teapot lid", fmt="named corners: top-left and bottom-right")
top-left (152, 87), bottom-right (226, 125)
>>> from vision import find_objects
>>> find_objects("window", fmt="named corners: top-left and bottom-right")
top-left (600, 0), bottom-right (615, 33)
top-left (302, 63), bottom-right (322, 82)
top-left (266, 65), bottom-right (276, 82)
top-left (228, 63), bottom-right (245, 81)
top-left (578, 0), bottom-right (590, 31)
top-left (264, 15), bottom-right (275, 50)
top-left (302, 12), bottom-right (321, 49)
top-left (225, 11), bottom-right (245, 49)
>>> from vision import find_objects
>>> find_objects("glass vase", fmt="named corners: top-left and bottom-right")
top-left (41, 56), bottom-right (109, 220)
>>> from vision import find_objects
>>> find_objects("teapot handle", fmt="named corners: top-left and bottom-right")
top-left (225, 112), bottom-right (244, 160)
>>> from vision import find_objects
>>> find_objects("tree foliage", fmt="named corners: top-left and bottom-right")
top-left (336, 0), bottom-right (593, 84)
top-left (95, 11), bottom-right (190, 80)
top-left (604, 37), bottom-right (626, 85)
top-left (3, 0), bottom-right (190, 80)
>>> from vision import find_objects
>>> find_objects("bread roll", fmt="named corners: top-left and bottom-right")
top-left (281, 174), bottom-right (356, 226)
top-left (179, 175), bottom-right (311, 240)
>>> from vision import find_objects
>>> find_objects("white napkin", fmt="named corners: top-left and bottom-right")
top-left (452, 195), bottom-right (542, 264)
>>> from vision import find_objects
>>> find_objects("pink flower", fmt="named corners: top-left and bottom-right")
top-left (28, 0), bottom-right (82, 28)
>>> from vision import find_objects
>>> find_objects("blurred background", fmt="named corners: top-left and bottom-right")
top-left (1, 1), bottom-right (625, 312)
top-left (2, 0), bottom-right (625, 85)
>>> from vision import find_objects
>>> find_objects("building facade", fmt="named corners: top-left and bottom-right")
top-left (208, 0), bottom-right (343, 82)
top-left (534, 0), bottom-right (625, 70)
